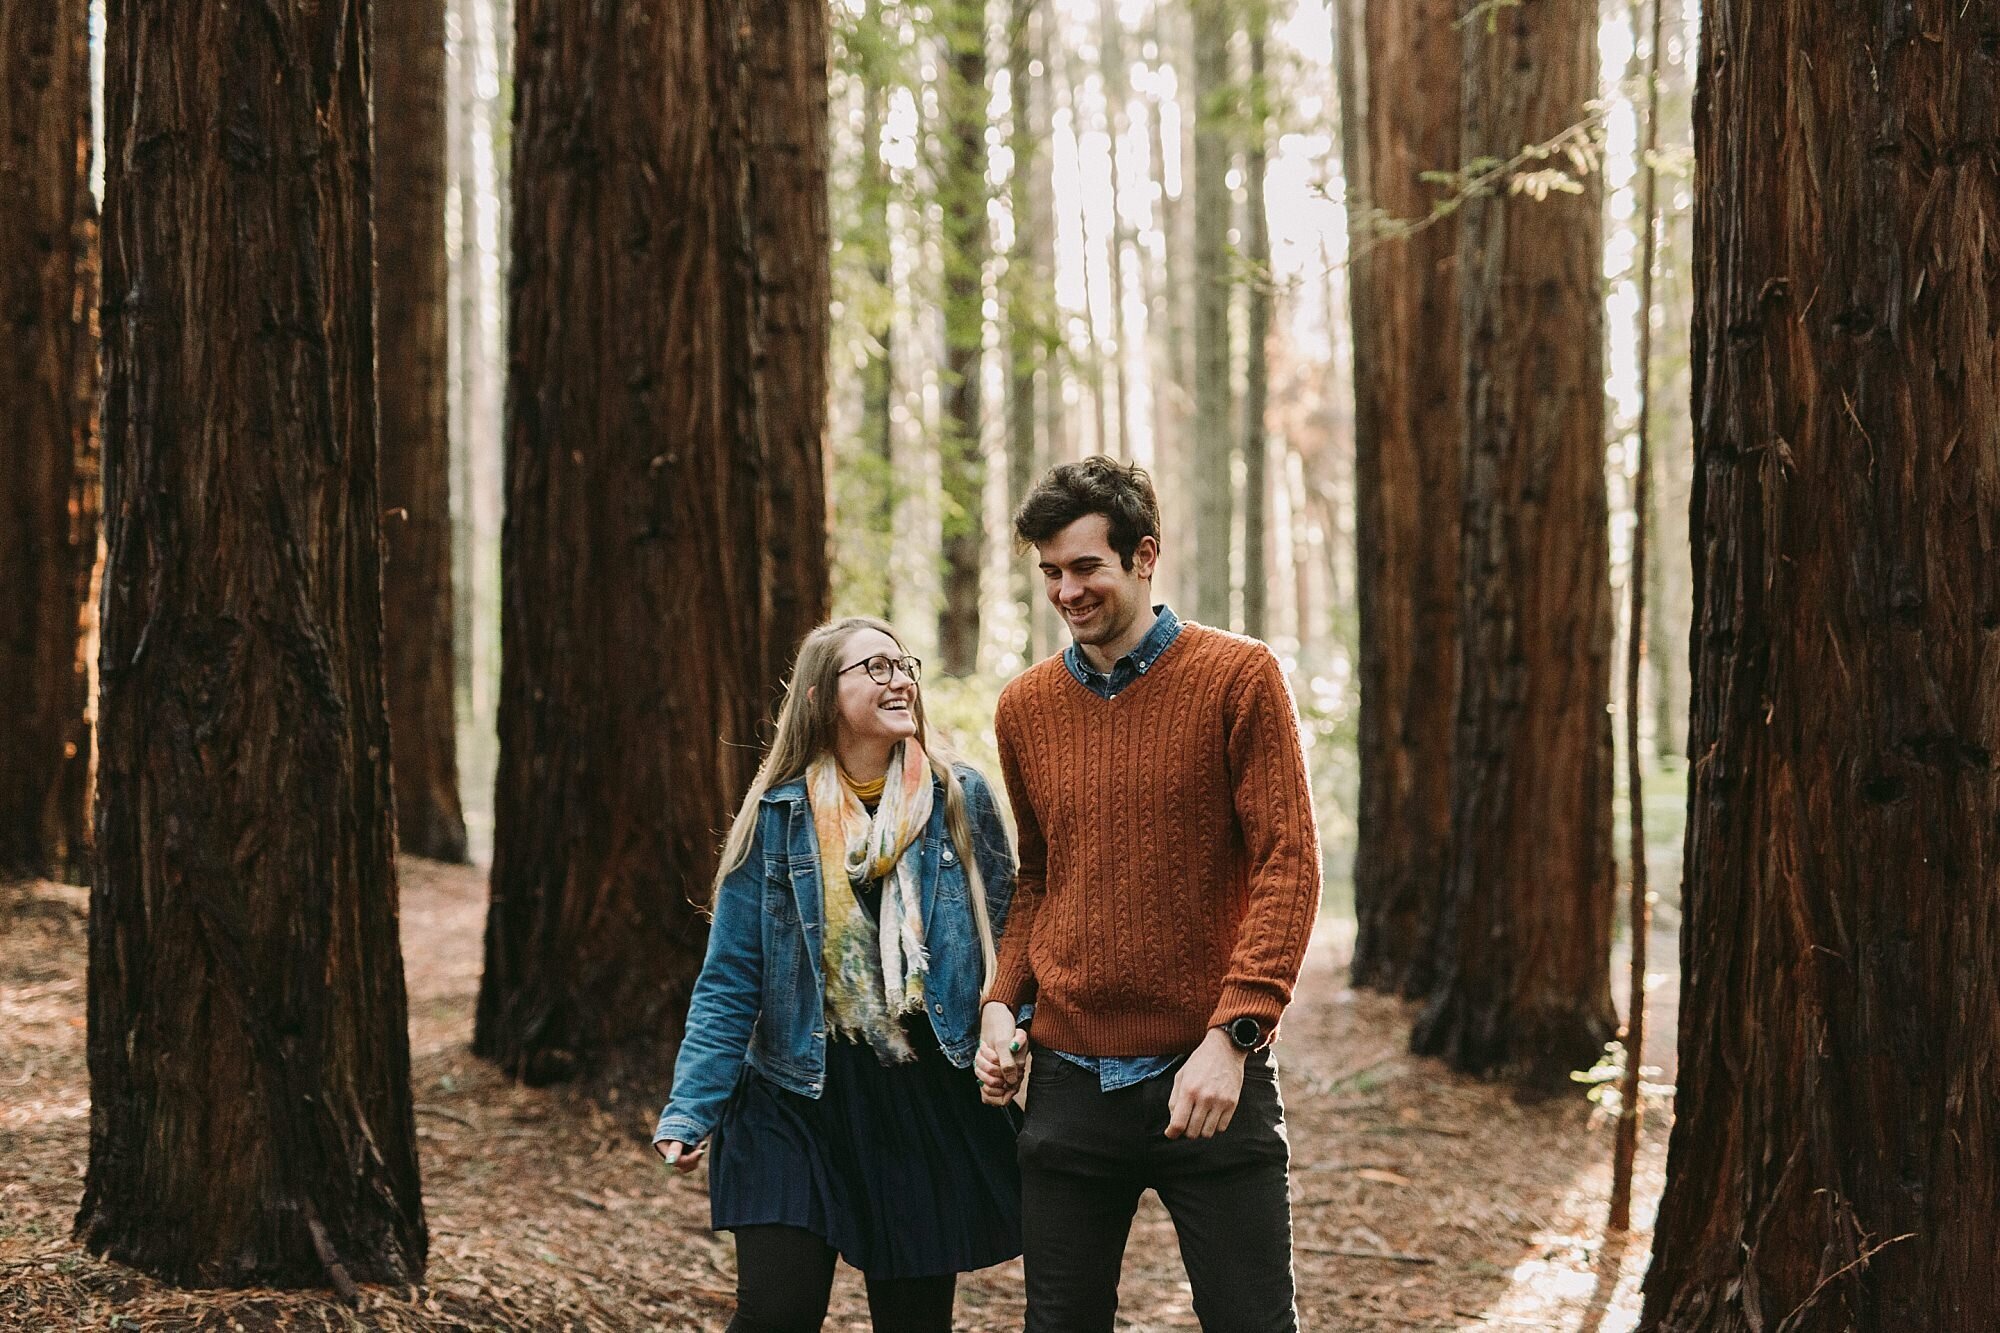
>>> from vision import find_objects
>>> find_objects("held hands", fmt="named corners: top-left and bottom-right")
top-left (1165, 1026), bottom-right (1248, 1140)
top-left (655, 1138), bottom-right (706, 1174)
top-left (975, 1001), bottom-right (1029, 1106)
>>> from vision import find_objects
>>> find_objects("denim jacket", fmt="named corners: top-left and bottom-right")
top-left (653, 763), bottom-right (1017, 1147)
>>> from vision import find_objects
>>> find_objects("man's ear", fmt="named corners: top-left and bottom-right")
top-left (1133, 535), bottom-right (1160, 580)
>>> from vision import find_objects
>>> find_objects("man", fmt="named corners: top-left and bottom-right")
top-left (975, 455), bottom-right (1322, 1331)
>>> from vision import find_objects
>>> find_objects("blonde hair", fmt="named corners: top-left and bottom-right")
top-left (713, 617), bottom-right (1000, 989)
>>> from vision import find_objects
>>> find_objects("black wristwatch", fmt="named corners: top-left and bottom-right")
top-left (1222, 1015), bottom-right (1265, 1052)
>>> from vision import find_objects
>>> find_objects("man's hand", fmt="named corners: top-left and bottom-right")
top-left (1166, 1026), bottom-right (1248, 1140)
top-left (655, 1139), bottom-right (706, 1173)
top-left (975, 1001), bottom-right (1028, 1106)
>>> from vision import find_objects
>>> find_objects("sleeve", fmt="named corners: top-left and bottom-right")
top-left (653, 808), bottom-right (770, 1147)
top-left (1208, 645), bottom-right (1324, 1034)
top-left (983, 695), bottom-right (1044, 1010)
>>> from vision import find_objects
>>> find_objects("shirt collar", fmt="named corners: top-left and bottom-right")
top-left (1068, 604), bottom-right (1181, 681)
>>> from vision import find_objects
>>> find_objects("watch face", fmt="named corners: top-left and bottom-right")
top-left (1229, 1017), bottom-right (1260, 1049)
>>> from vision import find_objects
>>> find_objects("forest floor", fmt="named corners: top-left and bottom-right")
top-left (3, 859), bottom-right (1676, 1331)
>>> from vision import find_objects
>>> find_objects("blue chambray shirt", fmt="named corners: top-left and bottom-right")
top-left (1046, 604), bottom-right (1186, 1092)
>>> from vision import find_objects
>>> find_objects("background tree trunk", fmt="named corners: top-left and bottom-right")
top-left (1412, 0), bottom-right (1614, 1084)
top-left (1240, 10), bottom-right (1271, 642)
top-left (1098, 0), bottom-right (1133, 462)
top-left (750, 0), bottom-right (834, 695)
top-left (858, 0), bottom-right (897, 620)
top-left (1148, 0), bottom-right (1190, 612)
top-left (376, 0), bottom-right (469, 864)
top-left (1190, 0), bottom-right (1233, 627)
top-left (79, 0), bottom-right (426, 1286)
top-left (1006, 0), bottom-right (1045, 660)
top-left (1342, 0), bottom-right (1461, 997)
top-left (476, 0), bottom-right (827, 1100)
top-left (0, 0), bottom-right (99, 884)
top-left (936, 0), bottom-right (988, 676)
top-left (1639, 5), bottom-right (2000, 1326)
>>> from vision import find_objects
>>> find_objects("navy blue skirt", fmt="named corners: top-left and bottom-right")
top-left (708, 1015), bottom-right (1023, 1280)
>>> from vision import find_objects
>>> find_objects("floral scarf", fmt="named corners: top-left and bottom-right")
top-left (807, 740), bottom-right (933, 1063)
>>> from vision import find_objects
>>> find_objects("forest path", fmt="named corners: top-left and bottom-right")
top-left (2, 860), bottom-right (1673, 1330)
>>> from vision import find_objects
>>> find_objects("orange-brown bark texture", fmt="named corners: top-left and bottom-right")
top-left (1344, 0), bottom-right (1462, 999)
top-left (81, 0), bottom-right (426, 1286)
top-left (1639, 5), bottom-right (2000, 1329)
top-left (0, 0), bottom-right (98, 882)
top-left (475, 0), bottom-right (829, 1100)
top-left (375, 0), bottom-right (468, 865)
top-left (1412, 0), bottom-right (1616, 1084)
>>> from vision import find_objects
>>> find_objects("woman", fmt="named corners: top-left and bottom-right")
top-left (654, 618), bottom-right (1023, 1333)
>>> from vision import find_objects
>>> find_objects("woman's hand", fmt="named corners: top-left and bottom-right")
top-left (975, 1002), bottom-right (1028, 1106)
top-left (655, 1139), bottom-right (706, 1173)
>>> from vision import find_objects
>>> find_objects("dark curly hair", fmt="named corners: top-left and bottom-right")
top-left (1012, 456), bottom-right (1162, 571)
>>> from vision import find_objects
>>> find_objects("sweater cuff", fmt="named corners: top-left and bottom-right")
top-left (1205, 980), bottom-right (1287, 1036)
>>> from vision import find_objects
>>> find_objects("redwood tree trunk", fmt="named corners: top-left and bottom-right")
top-left (1411, 0), bottom-right (1615, 1085)
top-left (1342, 0), bottom-right (1461, 998)
top-left (376, 0), bottom-right (469, 864)
top-left (1240, 16), bottom-right (1271, 642)
top-left (937, 0), bottom-right (988, 677)
top-left (1190, 0), bottom-right (1233, 627)
top-left (1639, 6), bottom-right (2000, 1327)
top-left (750, 0), bottom-right (832, 694)
top-left (79, 0), bottom-right (426, 1286)
top-left (476, 0), bottom-right (828, 1100)
top-left (0, 0), bottom-right (98, 883)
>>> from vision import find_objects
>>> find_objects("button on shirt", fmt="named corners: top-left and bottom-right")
top-left (1046, 604), bottom-right (1185, 1092)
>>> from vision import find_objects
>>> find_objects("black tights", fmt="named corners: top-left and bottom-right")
top-left (725, 1225), bottom-right (957, 1333)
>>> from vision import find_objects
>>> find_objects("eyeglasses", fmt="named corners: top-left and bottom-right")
top-left (837, 653), bottom-right (923, 686)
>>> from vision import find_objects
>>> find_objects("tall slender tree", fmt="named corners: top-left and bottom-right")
top-left (1240, 4), bottom-right (1271, 640)
top-left (1098, 0), bottom-right (1134, 461)
top-left (854, 0), bottom-right (899, 619)
top-left (1340, 0), bottom-right (1462, 997)
top-left (376, 0), bottom-right (469, 864)
top-left (750, 0), bottom-right (834, 694)
top-left (1189, 0), bottom-right (1234, 627)
top-left (0, 0), bottom-right (99, 883)
top-left (1147, 0), bottom-right (1191, 611)
top-left (1640, 5), bottom-right (2000, 1326)
top-left (936, 0), bottom-right (989, 676)
top-left (80, 0), bottom-right (426, 1286)
top-left (1006, 0), bottom-right (1048, 660)
top-left (476, 0), bottom-right (829, 1098)
top-left (1411, 0), bottom-right (1614, 1084)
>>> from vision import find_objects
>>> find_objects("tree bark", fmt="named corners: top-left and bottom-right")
top-left (1147, 0), bottom-right (1190, 612)
top-left (750, 0), bottom-right (832, 695)
top-left (1098, 0), bottom-right (1133, 462)
top-left (80, 0), bottom-right (426, 1286)
top-left (1006, 0), bottom-right (1044, 660)
top-left (0, 0), bottom-right (98, 884)
top-left (376, 0), bottom-right (469, 864)
top-left (1240, 13), bottom-right (1271, 642)
top-left (858, 0), bottom-right (897, 620)
top-left (1639, 5), bottom-right (2000, 1327)
top-left (1411, 0), bottom-right (1615, 1085)
top-left (476, 0), bottom-right (828, 1101)
top-left (1341, 0), bottom-right (1461, 997)
top-left (937, 0), bottom-right (988, 677)
top-left (1190, 0), bottom-right (1233, 628)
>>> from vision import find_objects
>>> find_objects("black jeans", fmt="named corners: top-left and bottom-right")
top-left (1018, 1047), bottom-right (1298, 1333)
top-left (725, 1224), bottom-right (957, 1333)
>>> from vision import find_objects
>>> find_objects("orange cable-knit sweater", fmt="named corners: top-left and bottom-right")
top-left (985, 622), bottom-right (1322, 1056)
